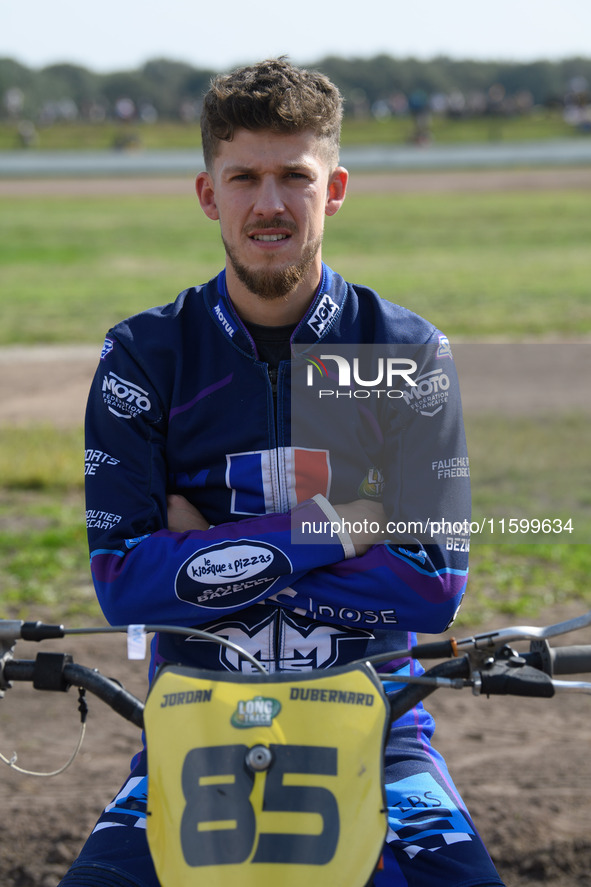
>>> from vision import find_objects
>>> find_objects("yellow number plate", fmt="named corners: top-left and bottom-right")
top-left (144, 663), bottom-right (389, 887)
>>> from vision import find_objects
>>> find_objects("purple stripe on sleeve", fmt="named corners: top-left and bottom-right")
top-left (169, 373), bottom-right (234, 421)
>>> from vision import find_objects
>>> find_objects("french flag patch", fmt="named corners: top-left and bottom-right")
top-left (226, 447), bottom-right (331, 515)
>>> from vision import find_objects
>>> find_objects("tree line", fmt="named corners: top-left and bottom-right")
top-left (1, 54), bottom-right (590, 124)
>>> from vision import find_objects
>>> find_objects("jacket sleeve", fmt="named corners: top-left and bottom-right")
top-left (276, 337), bottom-right (471, 634)
top-left (85, 338), bottom-right (353, 628)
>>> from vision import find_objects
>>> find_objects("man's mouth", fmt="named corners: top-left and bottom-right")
top-left (251, 233), bottom-right (289, 242)
top-left (246, 219), bottom-right (296, 243)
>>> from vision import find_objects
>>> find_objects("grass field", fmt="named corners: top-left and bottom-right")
top-left (1, 180), bottom-right (590, 624)
top-left (2, 186), bottom-right (591, 345)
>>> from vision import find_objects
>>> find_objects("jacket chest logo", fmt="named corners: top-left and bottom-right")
top-left (307, 293), bottom-right (339, 337)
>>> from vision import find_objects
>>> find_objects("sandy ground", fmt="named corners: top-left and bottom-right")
top-left (1, 166), bottom-right (591, 886)
top-left (2, 166), bottom-right (591, 197)
top-left (2, 609), bottom-right (590, 887)
top-left (1, 340), bottom-right (589, 430)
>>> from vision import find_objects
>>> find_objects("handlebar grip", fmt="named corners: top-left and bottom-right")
top-left (549, 645), bottom-right (591, 676)
top-left (21, 622), bottom-right (65, 641)
top-left (410, 639), bottom-right (457, 660)
top-left (528, 640), bottom-right (591, 676)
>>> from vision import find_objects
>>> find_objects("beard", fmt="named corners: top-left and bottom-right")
top-left (223, 230), bottom-right (323, 301)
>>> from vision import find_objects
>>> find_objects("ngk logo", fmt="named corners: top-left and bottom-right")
top-left (102, 371), bottom-right (152, 419)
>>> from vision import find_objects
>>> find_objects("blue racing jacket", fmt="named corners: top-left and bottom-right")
top-left (84, 264), bottom-right (470, 674)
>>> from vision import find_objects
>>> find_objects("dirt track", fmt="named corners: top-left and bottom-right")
top-left (1, 340), bottom-right (589, 431)
top-left (2, 165), bottom-right (591, 197)
top-left (1, 166), bottom-right (591, 886)
top-left (2, 610), bottom-right (591, 887)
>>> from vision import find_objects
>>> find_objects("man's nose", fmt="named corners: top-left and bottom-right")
top-left (253, 176), bottom-right (285, 216)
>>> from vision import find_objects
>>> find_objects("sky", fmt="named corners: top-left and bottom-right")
top-left (4, 0), bottom-right (591, 73)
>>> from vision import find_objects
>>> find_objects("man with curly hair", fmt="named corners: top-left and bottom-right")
top-left (59, 59), bottom-right (504, 887)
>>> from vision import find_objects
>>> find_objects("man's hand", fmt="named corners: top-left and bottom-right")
top-left (167, 494), bottom-right (210, 532)
top-left (333, 499), bottom-right (386, 557)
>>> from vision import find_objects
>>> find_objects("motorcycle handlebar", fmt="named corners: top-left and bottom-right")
top-left (3, 655), bottom-right (144, 729)
top-left (2, 622), bottom-right (591, 733)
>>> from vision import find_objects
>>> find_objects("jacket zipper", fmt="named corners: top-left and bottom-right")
top-left (266, 364), bottom-right (291, 514)
top-left (268, 366), bottom-right (278, 401)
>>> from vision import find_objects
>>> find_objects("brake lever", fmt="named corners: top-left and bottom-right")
top-left (455, 609), bottom-right (591, 661)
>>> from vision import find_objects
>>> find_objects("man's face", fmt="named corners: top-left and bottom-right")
top-left (196, 128), bottom-right (347, 303)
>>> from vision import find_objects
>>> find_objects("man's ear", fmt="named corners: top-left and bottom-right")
top-left (325, 166), bottom-right (348, 217)
top-left (195, 171), bottom-right (219, 220)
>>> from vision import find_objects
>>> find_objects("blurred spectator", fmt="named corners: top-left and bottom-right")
top-left (115, 97), bottom-right (136, 120)
top-left (389, 92), bottom-right (409, 115)
top-left (515, 89), bottom-right (534, 113)
top-left (371, 99), bottom-right (391, 119)
top-left (466, 91), bottom-right (487, 114)
top-left (447, 89), bottom-right (467, 118)
top-left (408, 88), bottom-right (430, 144)
top-left (179, 98), bottom-right (202, 122)
top-left (4, 86), bottom-right (24, 117)
top-left (38, 98), bottom-right (79, 124)
top-left (87, 102), bottom-right (107, 122)
top-left (430, 93), bottom-right (448, 115)
top-left (563, 76), bottom-right (591, 133)
top-left (17, 119), bottom-right (37, 147)
top-left (139, 102), bottom-right (158, 123)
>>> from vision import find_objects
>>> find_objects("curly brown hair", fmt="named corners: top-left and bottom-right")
top-left (200, 58), bottom-right (343, 170)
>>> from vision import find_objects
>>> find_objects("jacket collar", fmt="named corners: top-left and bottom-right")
top-left (204, 264), bottom-right (347, 357)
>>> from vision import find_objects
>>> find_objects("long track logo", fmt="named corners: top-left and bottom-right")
top-left (231, 695), bottom-right (281, 728)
